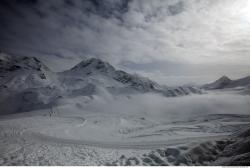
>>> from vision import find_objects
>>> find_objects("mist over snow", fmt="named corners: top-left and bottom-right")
top-left (69, 91), bottom-right (250, 122)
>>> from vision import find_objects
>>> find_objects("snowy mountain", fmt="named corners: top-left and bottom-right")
top-left (60, 58), bottom-right (202, 96)
top-left (0, 52), bottom-right (201, 115)
top-left (60, 58), bottom-right (161, 94)
top-left (202, 76), bottom-right (232, 90)
top-left (1, 53), bottom-right (249, 166)
top-left (202, 75), bottom-right (250, 90)
top-left (0, 52), bottom-right (61, 115)
top-left (0, 52), bottom-right (59, 90)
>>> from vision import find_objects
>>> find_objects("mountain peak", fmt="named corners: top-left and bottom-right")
top-left (69, 58), bottom-right (116, 75)
top-left (1, 54), bottom-right (49, 73)
top-left (18, 56), bottom-right (46, 70)
top-left (202, 75), bottom-right (250, 90)
top-left (202, 76), bottom-right (232, 90)
top-left (218, 76), bottom-right (231, 82)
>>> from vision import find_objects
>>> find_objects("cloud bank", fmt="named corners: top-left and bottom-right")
top-left (74, 92), bottom-right (250, 122)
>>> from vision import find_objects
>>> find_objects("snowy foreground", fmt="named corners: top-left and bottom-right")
top-left (1, 90), bottom-right (250, 166)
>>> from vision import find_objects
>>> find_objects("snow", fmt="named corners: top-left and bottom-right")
top-left (0, 114), bottom-right (250, 165)
top-left (60, 57), bottom-right (202, 96)
top-left (0, 53), bottom-right (250, 165)
top-left (0, 89), bottom-right (250, 165)
top-left (0, 53), bottom-right (201, 115)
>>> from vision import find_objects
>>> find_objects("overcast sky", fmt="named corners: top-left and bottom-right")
top-left (0, 0), bottom-right (250, 85)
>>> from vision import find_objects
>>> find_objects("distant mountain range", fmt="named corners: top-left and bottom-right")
top-left (202, 75), bottom-right (250, 90)
top-left (0, 52), bottom-right (201, 115)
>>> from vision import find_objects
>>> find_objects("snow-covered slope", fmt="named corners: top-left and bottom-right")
top-left (0, 52), bottom-right (201, 115)
top-left (0, 52), bottom-right (249, 166)
top-left (0, 52), bottom-right (61, 115)
top-left (202, 75), bottom-right (250, 90)
top-left (0, 52), bottom-right (59, 89)
top-left (60, 58), bottom-right (202, 97)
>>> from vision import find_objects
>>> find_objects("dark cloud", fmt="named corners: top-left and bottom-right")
top-left (168, 1), bottom-right (184, 16)
top-left (0, 0), bottom-right (249, 84)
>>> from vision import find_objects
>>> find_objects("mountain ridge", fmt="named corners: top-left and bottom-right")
top-left (60, 57), bottom-right (202, 95)
top-left (0, 52), bottom-right (202, 115)
top-left (202, 75), bottom-right (250, 90)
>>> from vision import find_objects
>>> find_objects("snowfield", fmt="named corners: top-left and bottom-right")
top-left (1, 91), bottom-right (250, 166)
top-left (1, 53), bottom-right (250, 165)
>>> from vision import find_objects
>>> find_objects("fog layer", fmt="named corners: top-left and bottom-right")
top-left (74, 92), bottom-right (250, 122)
